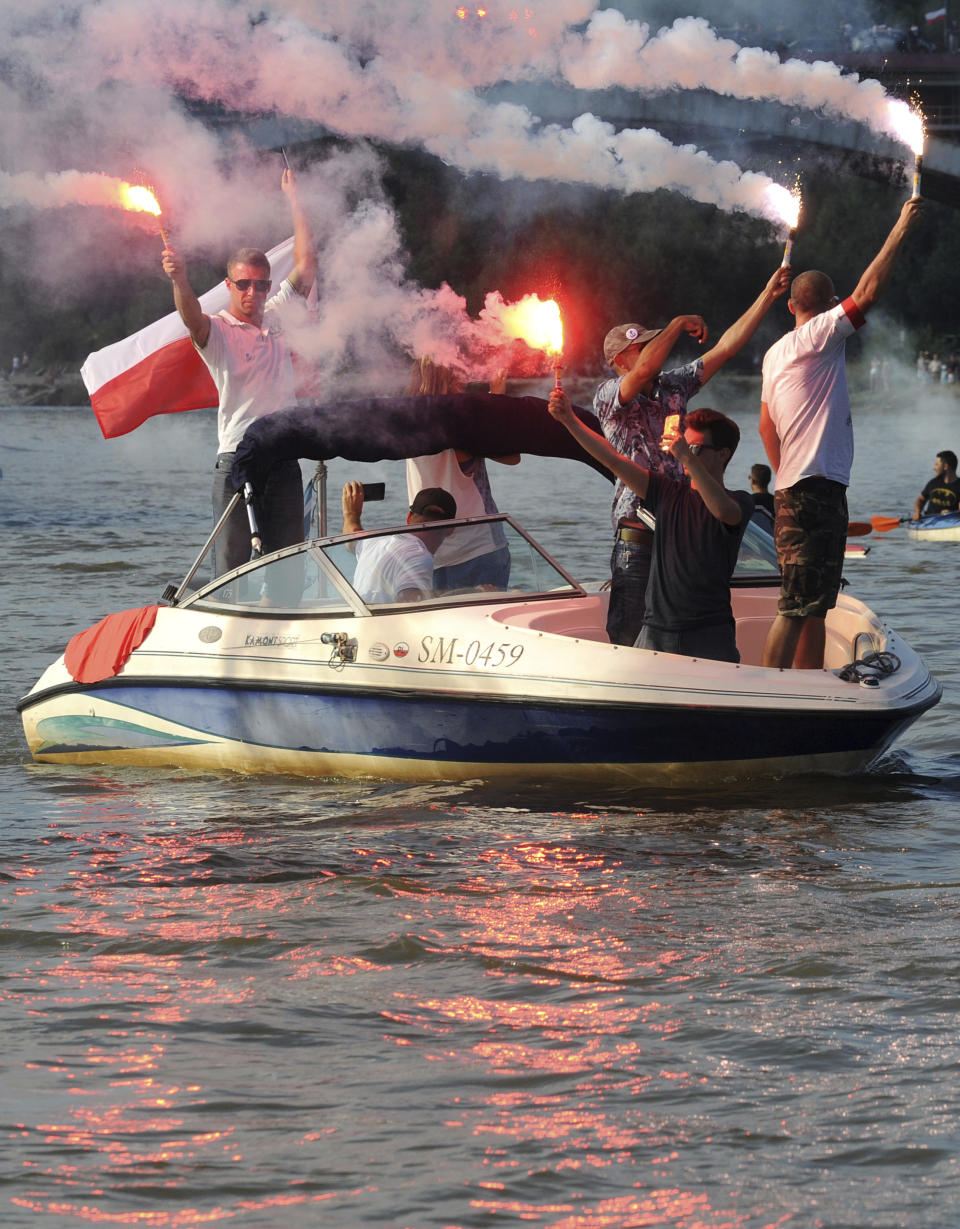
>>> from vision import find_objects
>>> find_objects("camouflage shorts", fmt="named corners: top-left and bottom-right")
top-left (774, 478), bottom-right (848, 618)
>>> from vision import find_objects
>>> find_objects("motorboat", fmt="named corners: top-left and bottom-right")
top-left (907, 511), bottom-right (960, 542)
top-left (19, 396), bottom-right (942, 785)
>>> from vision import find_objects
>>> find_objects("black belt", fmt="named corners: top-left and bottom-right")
top-left (617, 524), bottom-right (653, 543)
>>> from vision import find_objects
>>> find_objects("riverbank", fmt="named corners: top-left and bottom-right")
top-left (0, 366), bottom-right (87, 407)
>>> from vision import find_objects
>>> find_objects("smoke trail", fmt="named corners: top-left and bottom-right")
top-left (0, 169), bottom-right (146, 211)
top-left (555, 14), bottom-right (913, 144)
top-left (1, 0), bottom-right (903, 233)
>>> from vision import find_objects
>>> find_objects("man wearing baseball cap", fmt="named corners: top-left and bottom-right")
top-left (341, 481), bottom-right (457, 603)
top-left (595, 266), bottom-right (790, 645)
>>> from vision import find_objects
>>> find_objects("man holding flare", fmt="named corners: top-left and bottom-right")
top-left (549, 391), bottom-right (753, 663)
top-left (595, 264), bottom-right (791, 646)
top-left (759, 196), bottom-right (922, 670)
top-left (161, 167), bottom-right (317, 576)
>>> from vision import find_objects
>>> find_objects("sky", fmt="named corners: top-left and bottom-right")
top-left (0, 0), bottom-right (920, 385)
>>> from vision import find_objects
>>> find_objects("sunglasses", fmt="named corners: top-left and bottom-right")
top-left (687, 442), bottom-right (723, 455)
top-left (230, 277), bottom-right (272, 293)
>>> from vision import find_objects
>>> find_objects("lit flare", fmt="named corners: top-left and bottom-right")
top-left (887, 100), bottom-right (925, 198)
top-left (499, 293), bottom-right (564, 385)
top-left (765, 183), bottom-right (802, 267)
top-left (118, 183), bottom-right (168, 245)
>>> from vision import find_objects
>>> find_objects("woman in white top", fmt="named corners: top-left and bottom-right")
top-left (405, 358), bottom-right (519, 590)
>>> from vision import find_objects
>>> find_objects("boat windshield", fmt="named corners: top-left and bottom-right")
top-left (186, 516), bottom-right (582, 614)
top-left (733, 517), bottom-right (781, 583)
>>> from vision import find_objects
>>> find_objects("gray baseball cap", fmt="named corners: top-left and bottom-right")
top-left (603, 323), bottom-right (663, 367)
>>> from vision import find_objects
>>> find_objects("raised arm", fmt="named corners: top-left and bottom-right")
top-left (850, 197), bottom-right (922, 315)
top-left (548, 390), bottom-right (649, 499)
top-left (618, 315), bottom-right (707, 404)
top-left (341, 481), bottom-right (365, 535)
top-left (758, 400), bottom-right (781, 474)
top-left (281, 168), bottom-right (317, 296)
top-left (162, 245), bottom-right (210, 349)
top-left (699, 265), bottom-right (792, 385)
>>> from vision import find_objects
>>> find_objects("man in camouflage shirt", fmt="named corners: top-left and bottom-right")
top-left (596, 265), bottom-right (790, 646)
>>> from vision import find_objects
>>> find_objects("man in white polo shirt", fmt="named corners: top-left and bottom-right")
top-left (162, 167), bottom-right (317, 576)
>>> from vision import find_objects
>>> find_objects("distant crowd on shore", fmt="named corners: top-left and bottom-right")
top-left (916, 351), bottom-right (959, 385)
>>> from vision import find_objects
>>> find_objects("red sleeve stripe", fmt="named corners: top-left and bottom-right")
top-left (841, 296), bottom-right (866, 330)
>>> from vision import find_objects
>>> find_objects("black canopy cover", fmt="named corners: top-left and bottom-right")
top-left (231, 394), bottom-right (614, 492)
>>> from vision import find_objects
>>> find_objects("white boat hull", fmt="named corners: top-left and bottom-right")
top-left (20, 587), bottom-right (941, 786)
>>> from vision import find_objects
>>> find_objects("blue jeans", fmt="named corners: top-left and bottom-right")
top-left (212, 454), bottom-right (304, 577)
top-left (606, 535), bottom-right (653, 646)
top-left (636, 620), bottom-right (740, 663)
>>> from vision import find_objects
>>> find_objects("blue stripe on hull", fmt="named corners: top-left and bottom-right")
top-left (32, 682), bottom-right (918, 767)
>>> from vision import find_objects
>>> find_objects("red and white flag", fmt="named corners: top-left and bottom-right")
top-left (81, 237), bottom-right (296, 439)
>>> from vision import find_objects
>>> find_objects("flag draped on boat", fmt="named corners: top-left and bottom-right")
top-left (232, 395), bottom-right (615, 493)
top-left (81, 238), bottom-right (297, 439)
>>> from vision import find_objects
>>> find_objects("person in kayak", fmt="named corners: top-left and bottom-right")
top-left (913, 450), bottom-right (959, 520)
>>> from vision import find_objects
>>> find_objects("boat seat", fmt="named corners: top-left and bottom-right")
top-left (493, 595), bottom-right (609, 642)
top-left (734, 617), bottom-right (769, 667)
top-left (735, 614), bottom-right (865, 669)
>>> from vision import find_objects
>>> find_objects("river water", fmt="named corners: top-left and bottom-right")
top-left (2, 380), bottom-right (959, 1228)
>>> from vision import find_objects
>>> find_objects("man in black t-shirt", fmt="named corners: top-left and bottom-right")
top-left (549, 393), bottom-right (752, 663)
top-left (913, 450), bottom-right (960, 520)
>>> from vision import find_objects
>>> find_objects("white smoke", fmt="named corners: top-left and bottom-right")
top-left (0, 0), bottom-right (919, 380)
top-left (555, 14), bottom-right (911, 142)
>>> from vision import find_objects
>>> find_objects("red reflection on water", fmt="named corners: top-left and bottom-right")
top-left (6, 819), bottom-right (306, 1222)
top-left (276, 948), bottom-right (382, 979)
top-left (11, 1186), bottom-right (374, 1224)
top-left (370, 834), bottom-right (730, 1219)
top-left (470, 1187), bottom-right (777, 1227)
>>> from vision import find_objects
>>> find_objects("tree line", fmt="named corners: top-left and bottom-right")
top-left (1, 143), bottom-right (956, 378)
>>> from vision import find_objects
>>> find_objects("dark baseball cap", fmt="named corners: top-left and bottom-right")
top-left (409, 487), bottom-right (457, 519)
top-left (603, 323), bottom-right (663, 367)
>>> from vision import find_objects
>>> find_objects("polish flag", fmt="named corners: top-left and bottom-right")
top-left (81, 237), bottom-right (296, 439)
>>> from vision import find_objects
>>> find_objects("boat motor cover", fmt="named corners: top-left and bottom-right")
top-left (232, 395), bottom-right (614, 493)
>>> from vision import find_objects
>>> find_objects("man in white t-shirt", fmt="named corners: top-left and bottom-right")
top-left (162, 168), bottom-right (317, 576)
top-left (759, 197), bottom-right (921, 669)
top-left (342, 482), bottom-right (457, 603)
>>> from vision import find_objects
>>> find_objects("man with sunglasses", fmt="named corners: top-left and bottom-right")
top-left (549, 392), bottom-right (752, 663)
top-left (162, 167), bottom-right (317, 576)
